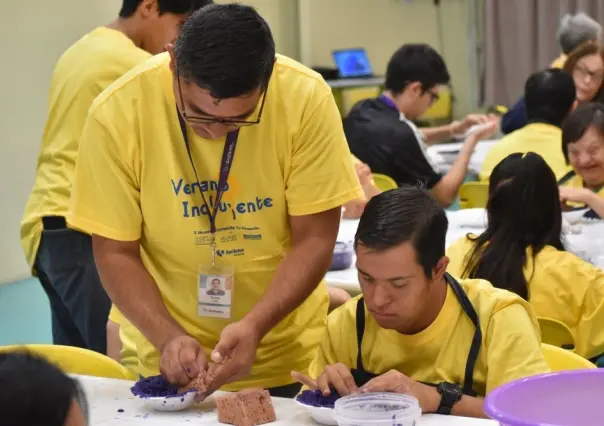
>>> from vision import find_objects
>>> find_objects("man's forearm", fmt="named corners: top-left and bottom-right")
top-left (452, 396), bottom-right (487, 418)
top-left (244, 236), bottom-right (333, 337)
top-left (93, 239), bottom-right (187, 351)
top-left (431, 135), bottom-right (477, 206)
top-left (421, 123), bottom-right (456, 145)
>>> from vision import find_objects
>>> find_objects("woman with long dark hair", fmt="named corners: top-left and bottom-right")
top-left (447, 152), bottom-right (604, 360)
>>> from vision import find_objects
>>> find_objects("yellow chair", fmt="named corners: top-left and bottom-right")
top-left (0, 344), bottom-right (137, 380)
top-left (541, 343), bottom-right (596, 371)
top-left (538, 317), bottom-right (575, 351)
top-left (418, 86), bottom-right (453, 124)
top-left (458, 181), bottom-right (489, 209)
top-left (341, 87), bottom-right (381, 117)
top-left (372, 174), bottom-right (398, 192)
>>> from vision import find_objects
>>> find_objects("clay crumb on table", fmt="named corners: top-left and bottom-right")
top-left (216, 389), bottom-right (276, 426)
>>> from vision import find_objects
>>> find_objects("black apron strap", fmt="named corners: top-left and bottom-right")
top-left (355, 297), bottom-right (366, 371)
top-left (445, 273), bottom-right (481, 397)
top-left (557, 170), bottom-right (576, 186)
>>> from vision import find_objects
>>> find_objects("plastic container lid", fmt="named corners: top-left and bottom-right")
top-left (334, 393), bottom-right (421, 426)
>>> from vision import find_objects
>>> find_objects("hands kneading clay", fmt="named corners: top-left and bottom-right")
top-left (179, 364), bottom-right (277, 426)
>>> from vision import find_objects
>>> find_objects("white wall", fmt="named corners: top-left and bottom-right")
top-left (0, 1), bottom-right (122, 284)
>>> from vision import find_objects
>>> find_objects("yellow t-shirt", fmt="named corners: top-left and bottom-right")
top-left (107, 306), bottom-right (138, 371)
top-left (20, 27), bottom-right (151, 269)
top-left (447, 236), bottom-right (604, 360)
top-left (480, 123), bottom-right (571, 181)
top-left (67, 53), bottom-right (363, 390)
top-left (308, 279), bottom-right (549, 396)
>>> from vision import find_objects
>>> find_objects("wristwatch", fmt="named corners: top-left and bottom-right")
top-left (436, 382), bottom-right (462, 415)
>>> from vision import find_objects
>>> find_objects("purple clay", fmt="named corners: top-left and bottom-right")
top-left (117, 409), bottom-right (124, 413)
top-left (296, 389), bottom-right (341, 409)
top-left (329, 242), bottom-right (353, 271)
top-left (130, 375), bottom-right (192, 398)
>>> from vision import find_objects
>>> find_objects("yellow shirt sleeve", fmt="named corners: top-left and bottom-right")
top-left (68, 111), bottom-right (142, 241)
top-left (285, 91), bottom-right (363, 216)
top-left (108, 305), bottom-right (124, 325)
top-left (484, 303), bottom-right (550, 393)
top-left (575, 266), bottom-right (604, 359)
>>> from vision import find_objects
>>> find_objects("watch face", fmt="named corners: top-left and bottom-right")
top-left (438, 382), bottom-right (462, 399)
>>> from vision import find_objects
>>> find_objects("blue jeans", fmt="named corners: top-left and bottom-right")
top-left (35, 226), bottom-right (110, 354)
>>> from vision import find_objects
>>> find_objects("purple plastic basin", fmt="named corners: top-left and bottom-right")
top-left (484, 370), bottom-right (604, 426)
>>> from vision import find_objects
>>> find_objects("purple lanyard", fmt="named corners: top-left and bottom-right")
top-left (378, 94), bottom-right (398, 112)
top-left (177, 108), bottom-right (239, 239)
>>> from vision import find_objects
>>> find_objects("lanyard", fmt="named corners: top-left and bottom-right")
top-left (378, 94), bottom-right (398, 112)
top-left (177, 108), bottom-right (239, 267)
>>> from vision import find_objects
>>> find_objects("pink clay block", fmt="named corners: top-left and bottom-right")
top-left (216, 389), bottom-right (276, 426)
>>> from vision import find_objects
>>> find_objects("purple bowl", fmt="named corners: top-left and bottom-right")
top-left (485, 370), bottom-right (604, 426)
top-left (330, 242), bottom-right (353, 271)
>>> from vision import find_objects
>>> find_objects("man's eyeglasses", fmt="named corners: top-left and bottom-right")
top-left (176, 69), bottom-right (267, 126)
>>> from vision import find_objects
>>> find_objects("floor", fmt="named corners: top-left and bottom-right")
top-left (0, 278), bottom-right (52, 345)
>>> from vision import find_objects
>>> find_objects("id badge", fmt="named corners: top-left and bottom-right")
top-left (198, 264), bottom-right (234, 319)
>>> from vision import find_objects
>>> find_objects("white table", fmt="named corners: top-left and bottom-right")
top-left (76, 375), bottom-right (496, 425)
top-left (426, 140), bottom-right (499, 176)
top-left (327, 211), bottom-right (604, 293)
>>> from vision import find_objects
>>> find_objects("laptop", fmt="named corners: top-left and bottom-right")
top-left (332, 48), bottom-right (374, 79)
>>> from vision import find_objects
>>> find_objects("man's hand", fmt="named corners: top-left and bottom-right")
top-left (343, 199), bottom-right (367, 219)
top-left (204, 320), bottom-right (262, 393)
top-left (361, 370), bottom-right (441, 413)
top-left (291, 363), bottom-right (358, 397)
top-left (451, 114), bottom-right (498, 136)
top-left (354, 161), bottom-right (373, 186)
top-left (160, 335), bottom-right (207, 386)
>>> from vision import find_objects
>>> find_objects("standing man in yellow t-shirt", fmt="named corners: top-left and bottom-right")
top-left (21, 0), bottom-right (213, 355)
top-left (68, 4), bottom-right (363, 397)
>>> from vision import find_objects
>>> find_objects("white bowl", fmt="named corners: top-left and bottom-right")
top-left (136, 391), bottom-right (197, 412)
top-left (295, 400), bottom-right (337, 425)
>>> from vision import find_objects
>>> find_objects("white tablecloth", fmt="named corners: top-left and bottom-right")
top-left (326, 211), bottom-right (604, 293)
top-left (426, 140), bottom-right (499, 176)
top-left (76, 375), bottom-right (496, 425)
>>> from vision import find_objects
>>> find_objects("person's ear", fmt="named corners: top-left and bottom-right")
top-left (139, 0), bottom-right (159, 19)
top-left (432, 256), bottom-right (449, 282)
top-left (407, 81), bottom-right (423, 97)
top-left (167, 44), bottom-right (176, 72)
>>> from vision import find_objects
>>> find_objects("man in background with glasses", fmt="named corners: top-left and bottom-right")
top-left (68, 3), bottom-right (362, 397)
top-left (20, 0), bottom-right (212, 355)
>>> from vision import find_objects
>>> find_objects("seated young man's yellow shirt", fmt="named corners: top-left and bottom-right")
top-left (308, 279), bottom-right (549, 396)
top-left (68, 53), bottom-right (363, 390)
top-left (447, 236), bottom-right (604, 360)
top-left (480, 123), bottom-right (571, 181)
top-left (20, 27), bottom-right (150, 269)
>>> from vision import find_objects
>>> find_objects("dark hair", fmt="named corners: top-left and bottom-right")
top-left (0, 351), bottom-right (89, 425)
top-left (173, 3), bottom-right (275, 99)
top-left (561, 102), bottom-right (604, 162)
top-left (462, 153), bottom-right (565, 300)
top-left (524, 69), bottom-right (576, 127)
top-left (563, 41), bottom-right (604, 102)
top-left (385, 44), bottom-right (450, 95)
top-left (355, 186), bottom-right (448, 278)
top-left (119, 0), bottom-right (212, 18)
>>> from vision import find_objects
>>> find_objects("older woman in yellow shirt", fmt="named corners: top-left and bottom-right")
top-left (448, 152), bottom-right (604, 360)
top-left (559, 103), bottom-right (604, 219)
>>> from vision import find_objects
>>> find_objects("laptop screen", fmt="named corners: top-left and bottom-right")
top-left (332, 48), bottom-right (373, 78)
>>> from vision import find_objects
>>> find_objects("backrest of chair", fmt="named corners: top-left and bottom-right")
top-left (541, 343), bottom-right (596, 371)
top-left (371, 174), bottom-right (398, 192)
top-left (0, 344), bottom-right (136, 380)
top-left (458, 182), bottom-right (489, 209)
top-left (341, 87), bottom-right (381, 116)
top-left (538, 317), bottom-right (575, 351)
